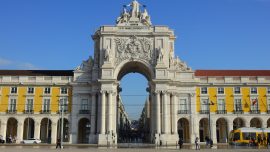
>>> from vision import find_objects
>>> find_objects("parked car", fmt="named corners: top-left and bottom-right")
top-left (21, 138), bottom-right (41, 144)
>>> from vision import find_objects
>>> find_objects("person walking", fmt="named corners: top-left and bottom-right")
top-left (56, 138), bottom-right (61, 149)
top-left (178, 138), bottom-right (183, 149)
top-left (195, 137), bottom-right (200, 150)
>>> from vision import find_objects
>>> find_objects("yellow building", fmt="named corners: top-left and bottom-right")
top-left (0, 70), bottom-right (73, 144)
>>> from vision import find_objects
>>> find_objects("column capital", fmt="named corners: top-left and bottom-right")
top-left (100, 90), bottom-right (107, 94)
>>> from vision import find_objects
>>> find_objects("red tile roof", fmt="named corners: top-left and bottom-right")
top-left (195, 70), bottom-right (270, 77)
top-left (0, 70), bottom-right (73, 76)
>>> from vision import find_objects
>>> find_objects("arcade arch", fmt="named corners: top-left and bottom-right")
top-left (177, 118), bottom-right (190, 143)
top-left (216, 118), bottom-right (228, 143)
top-left (77, 118), bottom-right (90, 143)
top-left (233, 118), bottom-right (245, 129)
top-left (199, 118), bottom-right (209, 142)
top-left (57, 118), bottom-right (70, 142)
top-left (250, 118), bottom-right (262, 128)
top-left (40, 118), bottom-right (52, 143)
top-left (6, 118), bottom-right (18, 140)
top-left (23, 118), bottom-right (35, 140)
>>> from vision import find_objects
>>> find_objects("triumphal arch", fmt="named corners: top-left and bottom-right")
top-left (72, 0), bottom-right (197, 145)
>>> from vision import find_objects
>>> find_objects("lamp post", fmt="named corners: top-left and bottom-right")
top-left (207, 99), bottom-right (214, 141)
top-left (60, 99), bottom-right (64, 149)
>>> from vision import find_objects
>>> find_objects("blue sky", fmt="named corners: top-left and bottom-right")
top-left (0, 0), bottom-right (270, 119)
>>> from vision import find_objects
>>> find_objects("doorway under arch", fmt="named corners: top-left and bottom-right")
top-left (216, 118), bottom-right (228, 143)
top-left (199, 118), bottom-right (209, 142)
top-left (177, 118), bottom-right (190, 143)
top-left (6, 118), bottom-right (17, 142)
top-left (77, 118), bottom-right (91, 143)
top-left (57, 118), bottom-right (70, 142)
top-left (23, 118), bottom-right (35, 140)
top-left (117, 71), bottom-right (151, 143)
top-left (40, 118), bottom-right (52, 143)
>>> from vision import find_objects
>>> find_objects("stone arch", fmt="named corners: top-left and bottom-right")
top-left (250, 117), bottom-right (262, 128)
top-left (177, 118), bottom-right (190, 143)
top-left (115, 59), bottom-right (154, 81)
top-left (233, 117), bottom-right (246, 129)
top-left (77, 118), bottom-right (91, 143)
top-left (216, 118), bottom-right (228, 143)
top-left (57, 118), bottom-right (70, 142)
top-left (267, 118), bottom-right (270, 128)
top-left (199, 118), bottom-right (209, 142)
top-left (40, 118), bottom-right (52, 143)
top-left (23, 117), bottom-right (35, 140)
top-left (6, 117), bottom-right (18, 142)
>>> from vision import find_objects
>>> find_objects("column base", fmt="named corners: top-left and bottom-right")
top-left (97, 134), bottom-right (118, 146)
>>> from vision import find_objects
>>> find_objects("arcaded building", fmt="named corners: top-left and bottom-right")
top-left (0, 0), bottom-right (269, 145)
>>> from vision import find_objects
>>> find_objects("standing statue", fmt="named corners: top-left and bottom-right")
top-left (104, 46), bottom-right (110, 62)
top-left (127, 0), bottom-right (141, 18)
top-left (157, 47), bottom-right (164, 62)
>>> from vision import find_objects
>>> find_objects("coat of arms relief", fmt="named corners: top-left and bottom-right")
top-left (114, 36), bottom-right (153, 66)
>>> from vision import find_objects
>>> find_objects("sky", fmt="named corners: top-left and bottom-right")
top-left (0, 0), bottom-right (270, 119)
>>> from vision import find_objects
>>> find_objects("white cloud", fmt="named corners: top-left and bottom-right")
top-left (0, 58), bottom-right (12, 66)
top-left (0, 57), bottom-right (39, 70)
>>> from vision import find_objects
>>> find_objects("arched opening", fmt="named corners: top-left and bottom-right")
top-left (57, 118), bottom-right (69, 142)
top-left (250, 118), bottom-right (262, 128)
top-left (199, 118), bottom-right (209, 142)
top-left (6, 118), bottom-right (17, 143)
top-left (233, 118), bottom-right (245, 129)
top-left (117, 61), bottom-right (152, 143)
top-left (77, 118), bottom-right (90, 143)
top-left (23, 118), bottom-right (35, 139)
top-left (40, 118), bottom-right (52, 143)
top-left (267, 119), bottom-right (270, 128)
top-left (177, 118), bottom-right (190, 143)
top-left (216, 118), bottom-right (228, 143)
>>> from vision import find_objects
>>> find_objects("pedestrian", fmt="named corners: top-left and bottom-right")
top-left (195, 137), bottom-right (200, 150)
top-left (178, 138), bottom-right (183, 149)
top-left (56, 138), bottom-right (61, 149)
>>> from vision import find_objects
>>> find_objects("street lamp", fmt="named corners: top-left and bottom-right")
top-left (207, 99), bottom-right (214, 142)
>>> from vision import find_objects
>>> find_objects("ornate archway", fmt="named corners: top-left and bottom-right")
top-left (6, 118), bottom-right (18, 142)
top-left (23, 118), bottom-right (35, 140)
top-left (72, 0), bottom-right (196, 145)
top-left (199, 118), bottom-right (209, 142)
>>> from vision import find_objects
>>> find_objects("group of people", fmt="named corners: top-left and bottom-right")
top-left (249, 134), bottom-right (270, 147)
top-left (0, 135), bottom-right (17, 144)
top-left (178, 136), bottom-right (213, 150)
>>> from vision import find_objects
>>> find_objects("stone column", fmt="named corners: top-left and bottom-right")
top-left (191, 116), bottom-right (200, 143)
top-left (167, 93), bottom-right (171, 134)
top-left (172, 94), bottom-right (178, 134)
top-left (17, 122), bottom-right (24, 143)
top-left (162, 91), bottom-right (168, 134)
top-left (107, 91), bottom-right (112, 133)
top-left (90, 93), bottom-right (96, 134)
top-left (156, 91), bottom-right (161, 134)
top-left (34, 122), bottom-right (41, 139)
top-left (0, 121), bottom-right (7, 141)
top-left (51, 122), bottom-right (57, 144)
top-left (211, 119), bottom-right (217, 144)
top-left (100, 91), bottom-right (106, 134)
top-left (151, 93), bottom-right (156, 136)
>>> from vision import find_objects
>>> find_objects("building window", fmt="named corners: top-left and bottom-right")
top-left (178, 99), bottom-right (188, 114)
top-left (267, 87), bottom-right (270, 94)
top-left (27, 87), bottom-right (34, 94)
top-left (234, 87), bottom-right (241, 94)
top-left (81, 99), bottom-right (90, 110)
top-left (61, 87), bottom-right (68, 94)
top-left (200, 99), bottom-right (209, 112)
top-left (11, 87), bottom-right (17, 94)
top-left (201, 87), bottom-right (207, 94)
top-left (59, 98), bottom-right (68, 112)
top-left (217, 87), bottom-right (224, 94)
top-left (250, 87), bottom-right (257, 94)
top-left (234, 99), bottom-right (242, 111)
top-left (250, 98), bottom-right (259, 111)
top-left (217, 99), bottom-right (225, 111)
top-left (9, 99), bottom-right (17, 112)
top-left (25, 99), bottom-right (34, 111)
top-left (44, 87), bottom-right (51, 94)
top-left (43, 98), bottom-right (51, 111)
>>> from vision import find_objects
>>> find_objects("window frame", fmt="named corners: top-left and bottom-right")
top-left (44, 87), bottom-right (51, 94)
top-left (60, 87), bottom-right (68, 95)
top-left (217, 87), bottom-right (224, 94)
top-left (201, 87), bottom-right (208, 94)
top-left (43, 98), bottom-right (51, 111)
top-left (234, 87), bottom-right (241, 94)
top-left (250, 87), bottom-right (257, 94)
top-left (10, 87), bottom-right (17, 94)
top-left (27, 87), bottom-right (34, 94)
